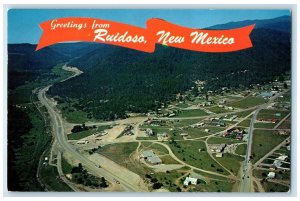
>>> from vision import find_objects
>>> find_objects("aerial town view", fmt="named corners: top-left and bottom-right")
top-left (7, 9), bottom-right (292, 193)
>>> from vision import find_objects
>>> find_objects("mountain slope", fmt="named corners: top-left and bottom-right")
top-left (47, 16), bottom-right (291, 121)
top-left (208, 15), bottom-right (291, 32)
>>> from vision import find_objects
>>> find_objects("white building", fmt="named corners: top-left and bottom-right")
top-left (267, 172), bottom-right (276, 179)
top-left (183, 176), bottom-right (198, 186)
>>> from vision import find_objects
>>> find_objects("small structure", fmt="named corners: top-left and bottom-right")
top-left (141, 150), bottom-right (155, 158)
top-left (148, 156), bottom-right (162, 165)
top-left (180, 133), bottom-right (188, 136)
top-left (141, 150), bottom-right (162, 165)
top-left (223, 115), bottom-right (237, 121)
top-left (267, 172), bottom-right (276, 179)
top-left (157, 132), bottom-right (168, 140)
top-left (76, 140), bottom-right (89, 144)
top-left (273, 160), bottom-right (283, 168)
top-left (215, 153), bottom-right (223, 158)
top-left (261, 92), bottom-right (274, 98)
top-left (204, 129), bottom-right (210, 132)
top-left (183, 176), bottom-right (198, 186)
top-left (276, 155), bottom-right (288, 161)
top-left (146, 128), bottom-right (154, 136)
top-left (210, 144), bottom-right (226, 153)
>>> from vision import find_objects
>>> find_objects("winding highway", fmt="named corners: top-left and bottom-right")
top-left (37, 79), bottom-right (147, 192)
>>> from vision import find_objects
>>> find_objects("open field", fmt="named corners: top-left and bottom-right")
top-left (277, 118), bottom-right (291, 129)
top-left (214, 153), bottom-right (244, 176)
top-left (238, 118), bottom-right (251, 127)
top-left (233, 110), bottom-right (254, 118)
top-left (140, 142), bottom-right (169, 155)
top-left (207, 137), bottom-right (242, 144)
top-left (68, 129), bottom-right (96, 140)
top-left (172, 119), bottom-right (202, 127)
top-left (61, 156), bottom-right (73, 174)
top-left (255, 123), bottom-right (276, 129)
top-left (235, 144), bottom-right (247, 155)
top-left (251, 130), bottom-right (288, 163)
top-left (176, 109), bottom-right (208, 118)
top-left (166, 140), bottom-right (228, 175)
top-left (151, 167), bottom-right (189, 192)
top-left (191, 176), bottom-right (235, 192)
top-left (207, 106), bottom-right (228, 114)
top-left (39, 164), bottom-right (73, 191)
top-left (183, 127), bottom-right (211, 139)
top-left (257, 109), bottom-right (289, 120)
top-left (262, 181), bottom-right (289, 192)
top-left (57, 102), bottom-right (90, 124)
top-left (96, 142), bottom-right (153, 177)
top-left (226, 96), bottom-right (266, 109)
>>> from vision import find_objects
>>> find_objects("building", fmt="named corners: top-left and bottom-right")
top-left (216, 153), bottom-right (223, 158)
top-left (141, 150), bottom-right (155, 158)
top-left (276, 155), bottom-right (288, 161)
top-left (183, 176), bottom-right (198, 186)
top-left (267, 172), bottom-right (276, 179)
top-left (141, 150), bottom-right (162, 165)
top-left (76, 140), bottom-right (89, 144)
top-left (180, 133), bottom-right (188, 136)
top-left (204, 129), bottom-right (210, 132)
top-left (261, 92), bottom-right (274, 98)
top-left (210, 144), bottom-right (226, 153)
top-left (223, 115), bottom-right (237, 121)
top-left (273, 160), bottom-right (283, 168)
top-left (157, 132), bottom-right (168, 139)
top-left (146, 128), bottom-right (154, 136)
top-left (148, 156), bottom-right (162, 165)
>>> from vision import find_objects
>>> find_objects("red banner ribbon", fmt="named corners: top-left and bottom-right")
top-left (36, 17), bottom-right (255, 53)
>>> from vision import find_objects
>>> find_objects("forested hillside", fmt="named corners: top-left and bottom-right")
top-left (48, 16), bottom-right (291, 121)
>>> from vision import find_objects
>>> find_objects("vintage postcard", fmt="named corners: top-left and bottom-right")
top-left (7, 8), bottom-right (292, 193)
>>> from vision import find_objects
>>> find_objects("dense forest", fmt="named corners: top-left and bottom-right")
top-left (49, 16), bottom-right (291, 120)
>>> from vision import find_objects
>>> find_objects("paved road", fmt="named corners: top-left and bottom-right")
top-left (239, 90), bottom-right (288, 192)
top-left (38, 87), bottom-right (146, 192)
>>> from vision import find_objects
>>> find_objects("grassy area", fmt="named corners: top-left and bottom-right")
top-left (253, 169), bottom-right (269, 179)
top-left (58, 102), bottom-right (90, 124)
top-left (51, 64), bottom-right (74, 81)
top-left (251, 130), bottom-right (288, 163)
top-left (278, 117), bottom-right (291, 129)
top-left (238, 118), bottom-right (252, 127)
top-left (98, 142), bottom-right (138, 164)
top-left (97, 142), bottom-right (153, 177)
top-left (255, 123), bottom-right (275, 129)
top-left (235, 144), bottom-right (247, 155)
top-left (233, 110), bottom-right (254, 118)
top-left (176, 109), bottom-right (208, 118)
top-left (160, 155), bottom-right (180, 164)
top-left (61, 157), bottom-right (73, 174)
top-left (214, 153), bottom-right (244, 176)
top-left (166, 140), bottom-right (228, 175)
top-left (183, 127), bottom-right (211, 139)
top-left (67, 129), bottom-right (96, 140)
top-left (207, 137), bottom-right (242, 144)
top-left (150, 167), bottom-right (189, 192)
top-left (191, 176), bottom-right (235, 192)
top-left (140, 142), bottom-right (169, 155)
top-left (207, 106), bottom-right (228, 114)
top-left (173, 119), bottom-right (202, 127)
top-left (257, 109), bottom-right (290, 120)
top-left (39, 164), bottom-right (73, 191)
top-left (262, 181), bottom-right (289, 192)
top-left (226, 96), bottom-right (266, 109)
top-left (204, 126), bottom-right (226, 133)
